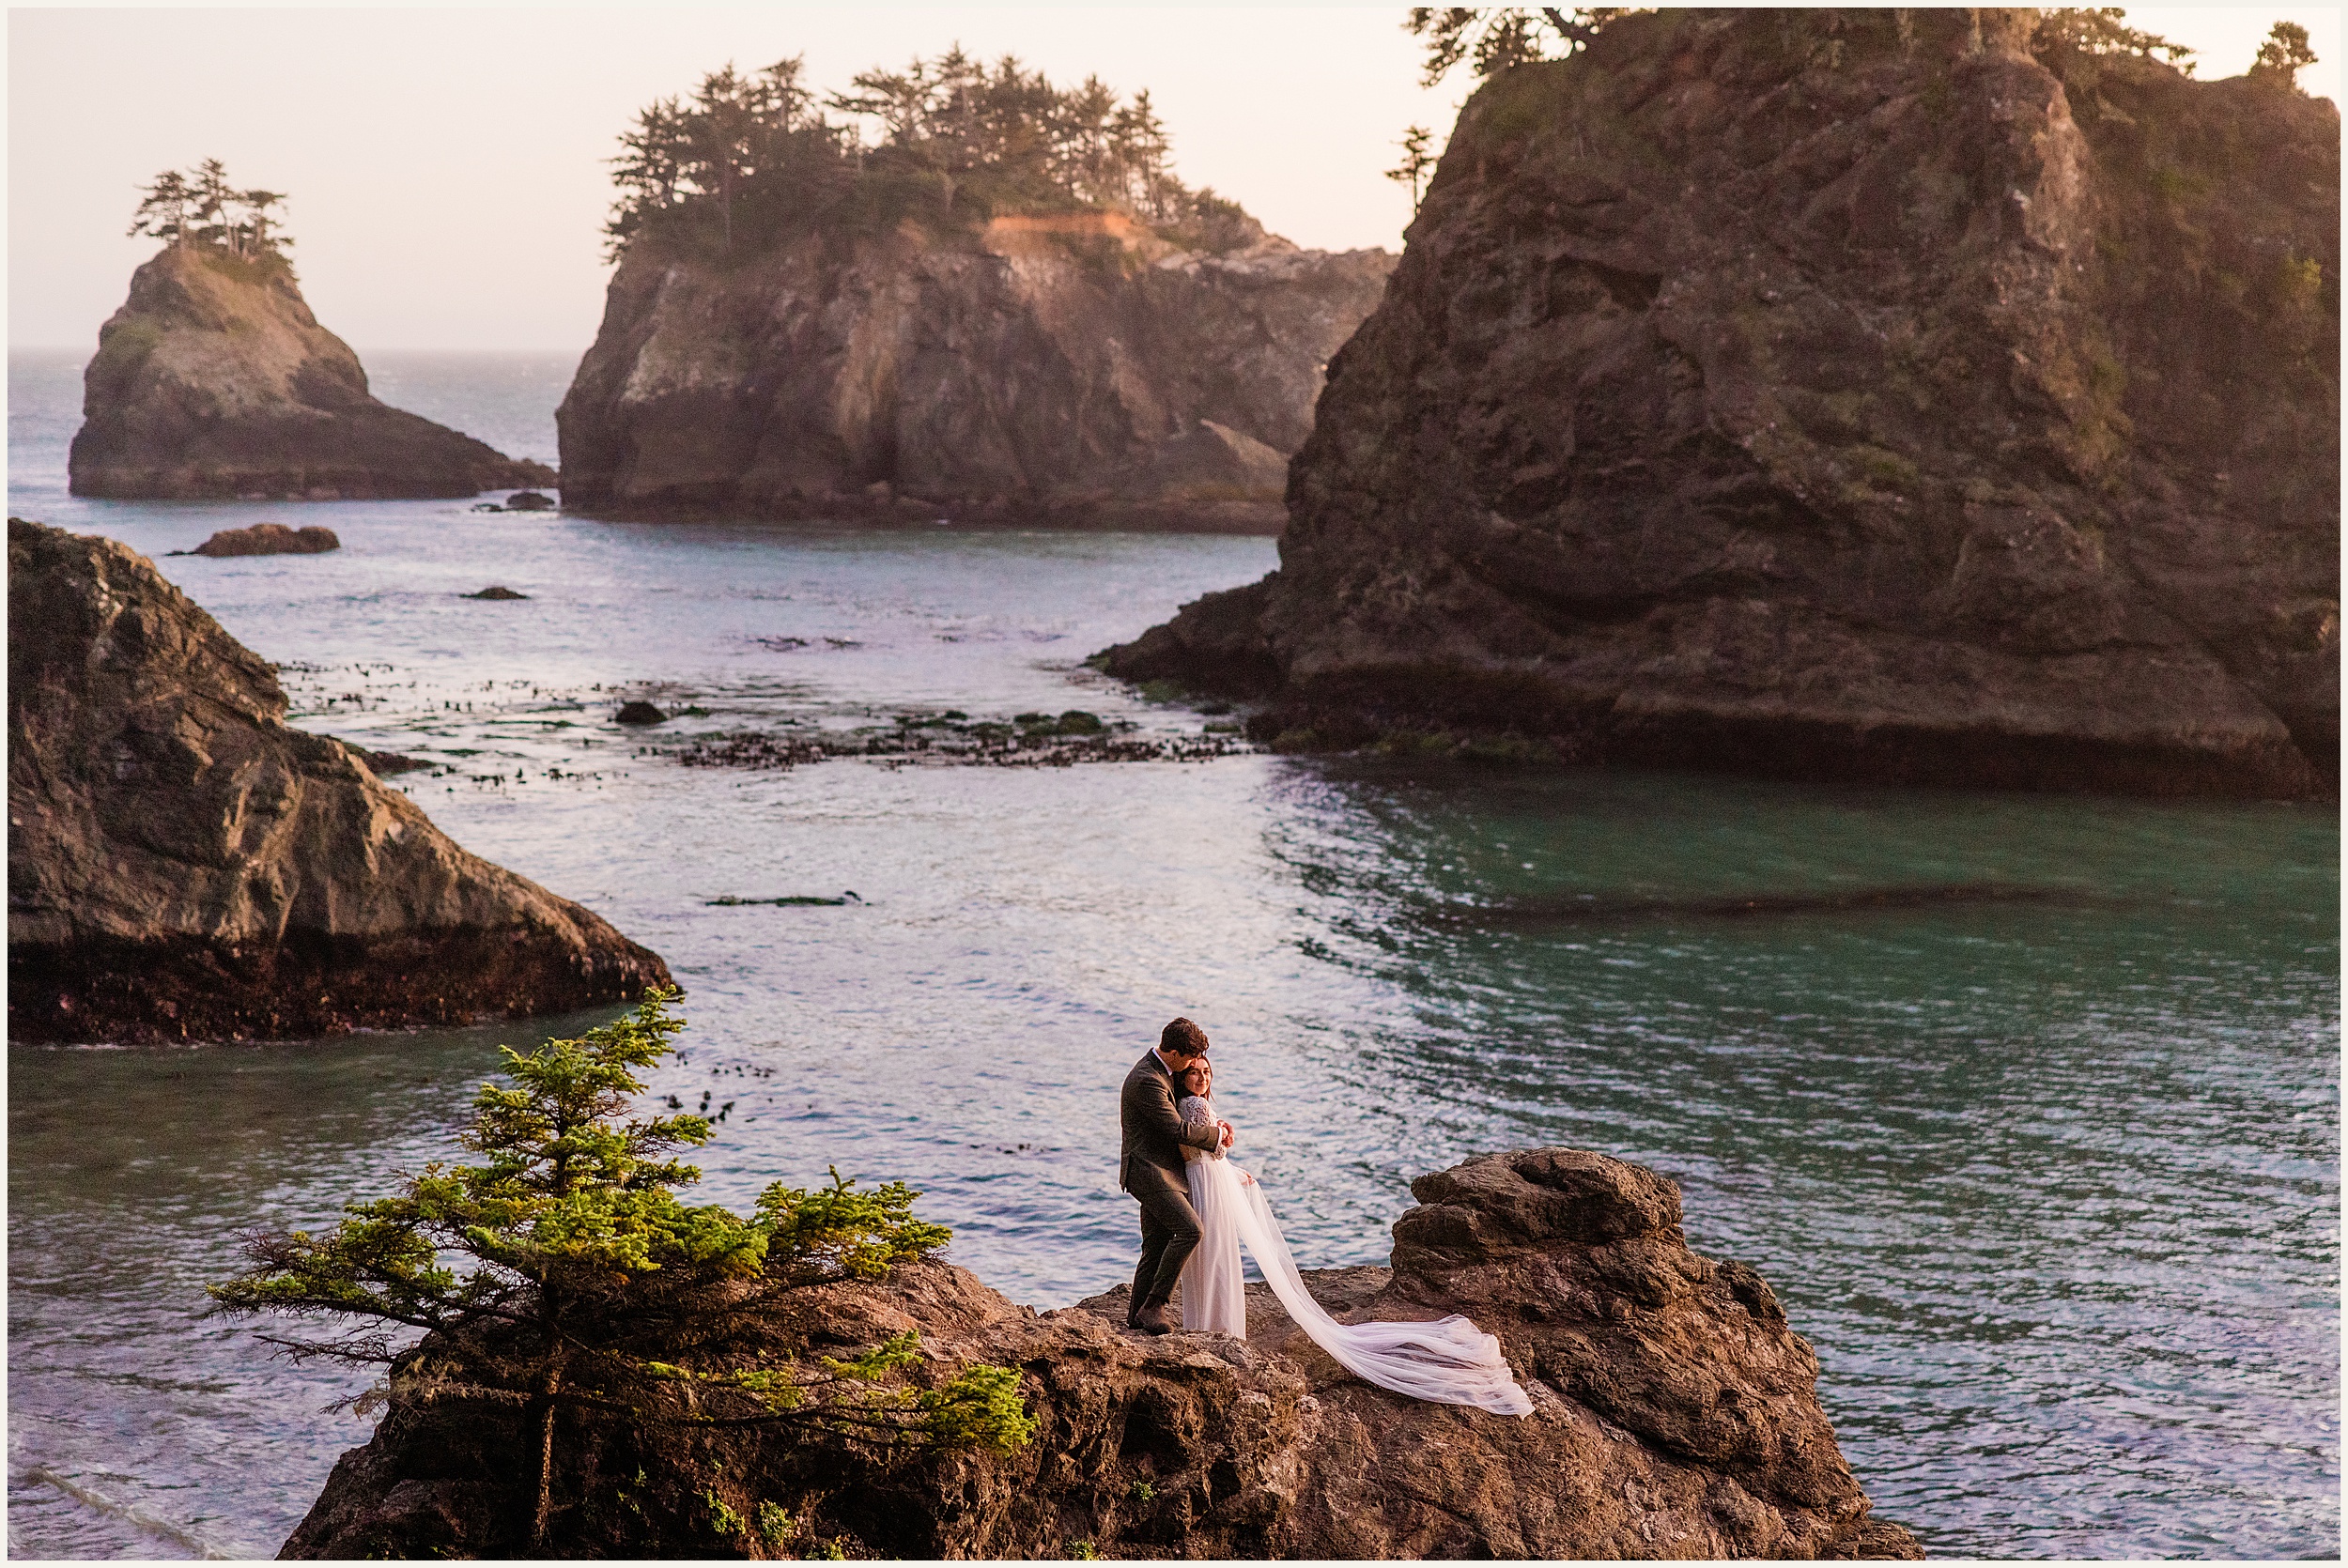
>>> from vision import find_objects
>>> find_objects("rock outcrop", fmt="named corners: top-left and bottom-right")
top-left (1102, 9), bottom-right (2339, 797)
top-left (282, 1146), bottom-right (1920, 1559)
top-left (7, 517), bottom-right (670, 1043)
top-left (183, 522), bottom-right (340, 558)
top-left (69, 245), bottom-right (556, 500)
top-left (556, 211), bottom-right (1394, 531)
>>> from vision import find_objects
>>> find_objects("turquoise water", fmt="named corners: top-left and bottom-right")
top-left (8, 349), bottom-right (2339, 1558)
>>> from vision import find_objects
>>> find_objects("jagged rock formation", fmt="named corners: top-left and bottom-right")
top-left (282, 1146), bottom-right (1919, 1559)
top-left (557, 211), bottom-right (1393, 531)
top-left (69, 245), bottom-right (555, 500)
top-left (7, 518), bottom-right (670, 1043)
top-left (1102, 9), bottom-right (2339, 797)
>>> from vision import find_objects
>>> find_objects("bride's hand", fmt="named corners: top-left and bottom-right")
top-left (1239, 1171), bottom-right (1256, 1187)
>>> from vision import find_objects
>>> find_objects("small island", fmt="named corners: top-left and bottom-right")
top-left (69, 161), bottom-right (556, 502)
top-left (557, 54), bottom-right (1396, 530)
top-left (1101, 10), bottom-right (2340, 797)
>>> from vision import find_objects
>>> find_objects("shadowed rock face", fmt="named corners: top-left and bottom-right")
top-left (556, 213), bottom-right (1394, 532)
top-left (7, 518), bottom-right (670, 1043)
top-left (1102, 8), bottom-right (2339, 797)
top-left (280, 1145), bottom-right (1919, 1560)
top-left (68, 246), bottom-right (555, 501)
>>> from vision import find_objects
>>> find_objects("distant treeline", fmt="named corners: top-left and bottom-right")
top-left (606, 50), bottom-right (1264, 260)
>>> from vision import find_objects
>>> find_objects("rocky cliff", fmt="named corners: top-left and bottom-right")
top-left (8, 518), bottom-right (669, 1043)
top-left (282, 1146), bottom-right (1919, 1559)
top-left (69, 245), bottom-right (554, 500)
top-left (1102, 9), bottom-right (2339, 797)
top-left (557, 212), bottom-right (1394, 531)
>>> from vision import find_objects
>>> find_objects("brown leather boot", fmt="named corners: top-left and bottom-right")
top-left (1135, 1302), bottom-right (1175, 1335)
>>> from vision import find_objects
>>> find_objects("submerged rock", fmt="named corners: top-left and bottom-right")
top-left (281, 1145), bottom-right (1919, 1559)
top-left (1102, 9), bottom-right (2339, 797)
top-left (503, 489), bottom-right (558, 511)
top-left (556, 210), bottom-right (1394, 532)
top-left (466, 584), bottom-right (530, 600)
top-left (7, 517), bottom-right (671, 1043)
top-left (612, 699), bottom-right (668, 725)
top-left (68, 245), bottom-right (557, 501)
top-left (183, 521), bottom-right (340, 558)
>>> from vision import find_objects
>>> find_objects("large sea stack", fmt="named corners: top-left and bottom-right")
top-left (283, 1146), bottom-right (1921, 1559)
top-left (69, 244), bottom-right (554, 500)
top-left (559, 214), bottom-right (1390, 531)
top-left (1102, 8), bottom-right (2340, 796)
top-left (7, 518), bottom-right (669, 1043)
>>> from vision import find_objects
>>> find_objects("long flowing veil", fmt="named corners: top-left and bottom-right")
top-left (1205, 1154), bottom-right (1533, 1416)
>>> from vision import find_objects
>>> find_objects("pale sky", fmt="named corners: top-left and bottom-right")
top-left (8, 7), bottom-right (2340, 353)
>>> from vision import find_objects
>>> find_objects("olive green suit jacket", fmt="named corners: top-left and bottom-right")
top-left (1119, 1052), bottom-right (1223, 1200)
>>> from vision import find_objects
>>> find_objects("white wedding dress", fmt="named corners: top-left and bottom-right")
top-left (1176, 1095), bottom-right (1532, 1416)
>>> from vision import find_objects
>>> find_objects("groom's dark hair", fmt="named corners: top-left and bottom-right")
top-left (1160, 1018), bottom-right (1210, 1056)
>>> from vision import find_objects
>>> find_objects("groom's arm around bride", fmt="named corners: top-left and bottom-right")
top-left (1118, 1018), bottom-right (1228, 1335)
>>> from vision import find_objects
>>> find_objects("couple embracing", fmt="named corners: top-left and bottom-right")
top-left (1118, 1018), bottom-right (1533, 1416)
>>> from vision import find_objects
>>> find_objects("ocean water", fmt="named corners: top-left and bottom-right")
top-left (7, 349), bottom-right (2339, 1559)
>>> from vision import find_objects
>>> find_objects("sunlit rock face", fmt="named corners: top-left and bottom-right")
top-left (6, 518), bottom-right (669, 1042)
top-left (1103, 8), bottom-right (2339, 797)
top-left (280, 1146), bottom-right (1922, 1560)
top-left (556, 211), bottom-right (1394, 532)
top-left (68, 245), bottom-right (552, 500)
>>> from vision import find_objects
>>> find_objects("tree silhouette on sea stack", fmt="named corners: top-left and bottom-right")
top-left (131, 158), bottom-right (291, 259)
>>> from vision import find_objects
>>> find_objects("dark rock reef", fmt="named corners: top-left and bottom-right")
top-left (69, 245), bottom-right (556, 500)
top-left (7, 517), bottom-right (670, 1043)
top-left (557, 210), bottom-right (1393, 532)
top-left (181, 522), bottom-right (340, 558)
top-left (283, 1145), bottom-right (1918, 1559)
top-left (1102, 8), bottom-right (2339, 797)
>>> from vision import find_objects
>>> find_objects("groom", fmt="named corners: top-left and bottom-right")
top-left (1119, 1017), bottom-right (1232, 1334)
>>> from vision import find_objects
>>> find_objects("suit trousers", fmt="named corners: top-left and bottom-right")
top-left (1127, 1161), bottom-right (1204, 1313)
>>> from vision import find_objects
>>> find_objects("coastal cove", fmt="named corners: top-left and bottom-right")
top-left (7, 350), bottom-right (2340, 1557)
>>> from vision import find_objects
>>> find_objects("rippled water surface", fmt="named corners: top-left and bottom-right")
top-left (8, 350), bottom-right (2340, 1558)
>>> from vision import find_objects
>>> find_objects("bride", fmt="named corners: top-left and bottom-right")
top-left (1172, 1059), bottom-right (1532, 1417)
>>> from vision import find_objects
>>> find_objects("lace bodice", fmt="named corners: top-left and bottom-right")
top-left (1177, 1095), bottom-right (1226, 1161)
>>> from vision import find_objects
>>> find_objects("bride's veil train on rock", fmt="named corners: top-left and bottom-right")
top-left (1181, 1100), bottom-right (1534, 1417)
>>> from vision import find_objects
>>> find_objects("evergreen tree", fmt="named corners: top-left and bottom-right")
top-left (237, 188), bottom-right (289, 255)
top-left (604, 49), bottom-right (1238, 258)
top-left (2251, 20), bottom-right (2319, 88)
top-left (1386, 125), bottom-right (1438, 215)
top-left (2034, 8), bottom-right (2197, 66)
top-left (127, 161), bottom-right (294, 257)
top-left (211, 990), bottom-right (1035, 1549)
top-left (1403, 8), bottom-right (1629, 85)
top-left (128, 169), bottom-right (195, 247)
top-left (190, 157), bottom-right (237, 247)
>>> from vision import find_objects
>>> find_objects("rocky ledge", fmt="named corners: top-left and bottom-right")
top-left (8, 517), bottom-right (670, 1043)
top-left (283, 1146), bottom-right (1919, 1559)
top-left (557, 211), bottom-right (1393, 532)
top-left (69, 244), bottom-right (555, 501)
top-left (1102, 9), bottom-right (2338, 797)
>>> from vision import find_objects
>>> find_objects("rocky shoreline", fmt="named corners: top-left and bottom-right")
top-left (7, 518), bottom-right (670, 1043)
top-left (281, 1145), bottom-right (1923, 1559)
